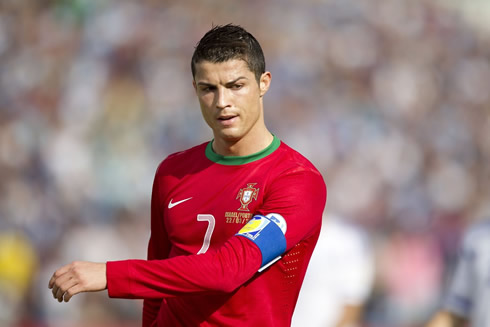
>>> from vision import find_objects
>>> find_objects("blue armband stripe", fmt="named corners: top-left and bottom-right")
top-left (236, 214), bottom-right (287, 268)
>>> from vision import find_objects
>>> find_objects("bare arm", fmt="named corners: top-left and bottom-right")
top-left (425, 311), bottom-right (468, 327)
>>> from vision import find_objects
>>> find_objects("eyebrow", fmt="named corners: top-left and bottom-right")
top-left (197, 76), bottom-right (248, 87)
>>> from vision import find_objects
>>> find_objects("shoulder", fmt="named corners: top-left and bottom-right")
top-left (271, 142), bottom-right (326, 194)
top-left (165, 142), bottom-right (209, 162)
top-left (262, 141), bottom-right (326, 201)
top-left (156, 142), bottom-right (209, 176)
top-left (273, 141), bottom-right (323, 177)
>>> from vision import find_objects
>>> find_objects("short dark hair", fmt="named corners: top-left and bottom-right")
top-left (191, 24), bottom-right (266, 82)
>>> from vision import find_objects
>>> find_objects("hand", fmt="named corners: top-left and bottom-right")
top-left (48, 261), bottom-right (107, 302)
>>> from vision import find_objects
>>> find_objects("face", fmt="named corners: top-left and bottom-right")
top-left (193, 59), bottom-right (271, 145)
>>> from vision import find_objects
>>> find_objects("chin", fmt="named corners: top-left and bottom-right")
top-left (217, 130), bottom-right (242, 142)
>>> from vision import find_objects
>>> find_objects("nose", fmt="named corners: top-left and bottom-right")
top-left (215, 87), bottom-right (230, 110)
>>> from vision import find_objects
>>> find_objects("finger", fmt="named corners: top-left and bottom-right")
top-left (48, 264), bottom-right (72, 289)
top-left (48, 275), bottom-right (54, 289)
top-left (63, 284), bottom-right (84, 302)
top-left (54, 280), bottom-right (66, 302)
top-left (52, 281), bottom-right (63, 300)
top-left (55, 280), bottom-right (70, 302)
top-left (55, 276), bottom-right (79, 302)
top-left (51, 275), bottom-right (67, 299)
top-left (51, 269), bottom-right (74, 300)
top-left (49, 273), bottom-right (59, 289)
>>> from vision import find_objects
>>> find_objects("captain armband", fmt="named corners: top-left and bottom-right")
top-left (236, 213), bottom-right (287, 272)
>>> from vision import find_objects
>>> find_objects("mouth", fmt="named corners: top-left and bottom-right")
top-left (217, 115), bottom-right (238, 126)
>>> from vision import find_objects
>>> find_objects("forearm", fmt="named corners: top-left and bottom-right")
top-left (107, 236), bottom-right (262, 299)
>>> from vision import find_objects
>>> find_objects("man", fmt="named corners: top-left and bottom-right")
top-left (292, 213), bottom-right (374, 327)
top-left (425, 218), bottom-right (490, 327)
top-left (49, 24), bottom-right (327, 326)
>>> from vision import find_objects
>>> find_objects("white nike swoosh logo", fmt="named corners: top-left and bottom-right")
top-left (168, 197), bottom-right (193, 209)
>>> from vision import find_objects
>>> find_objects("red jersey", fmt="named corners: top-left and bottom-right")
top-left (106, 136), bottom-right (327, 326)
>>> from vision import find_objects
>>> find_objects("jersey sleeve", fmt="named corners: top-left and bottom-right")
top-left (142, 167), bottom-right (172, 326)
top-left (443, 229), bottom-right (475, 318)
top-left (256, 167), bottom-right (327, 252)
top-left (106, 235), bottom-right (262, 299)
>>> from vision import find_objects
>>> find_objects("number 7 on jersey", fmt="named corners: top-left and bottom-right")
top-left (197, 214), bottom-right (215, 254)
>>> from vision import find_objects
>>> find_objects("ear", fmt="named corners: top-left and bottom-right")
top-left (259, 72), bottom-right (271, 97)
top-left (192, 80), bottom-right (197, 94)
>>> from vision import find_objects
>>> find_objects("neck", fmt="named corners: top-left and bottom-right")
top-left (212, 129), bottom-right (274, 157)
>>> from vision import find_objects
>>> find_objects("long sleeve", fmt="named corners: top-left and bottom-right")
top-left (257, 168), bottom-right (327, 251)
top-left (107, 235), bottom-right (262, 299)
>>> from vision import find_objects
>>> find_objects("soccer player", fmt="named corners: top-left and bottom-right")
top-left (48, 24), bottom-right (327, 326)
top-left (425, 218), bottom-right (490, 327)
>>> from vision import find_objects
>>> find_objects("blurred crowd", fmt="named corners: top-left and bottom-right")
top-left (0, 0), bottom-right (489, 326)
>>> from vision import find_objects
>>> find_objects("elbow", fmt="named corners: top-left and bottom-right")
top-left (206, 235), bottom-right (262, 293)
top-left (207, 260), bottom-right (256, 293)
top-left (212, 276), bottom-right (244, 293)
top-left (216, 283), bottom-right (239, 293)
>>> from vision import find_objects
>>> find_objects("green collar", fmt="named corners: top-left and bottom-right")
top-left (205, 135), bottom-right (280, 165)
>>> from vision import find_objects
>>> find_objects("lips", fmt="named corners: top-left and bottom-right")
top-left (218, 114), bottom-right (237, 120)
top-left (217, 114), bottom-right (238, 126)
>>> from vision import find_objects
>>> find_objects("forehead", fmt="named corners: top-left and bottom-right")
top-left (194, 59), bottom-right (254, 82)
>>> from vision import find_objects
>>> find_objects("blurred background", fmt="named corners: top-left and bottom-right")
top-left (0, 0), bottom-right (489, 326)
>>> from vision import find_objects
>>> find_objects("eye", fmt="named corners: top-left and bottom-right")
top-left (231, 84), bottom-right (243, 90)
top-left (200, 86), bottom-right (216, 92)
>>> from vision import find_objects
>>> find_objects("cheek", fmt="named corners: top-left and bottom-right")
top-left (199, 102), bottom-right (214, 124)
top-left (198, 95), bottom-right (214, 112)
top-left (243, 97), bottom-right (261, 118)
top-left (198, 93), bottom-right (214, 107)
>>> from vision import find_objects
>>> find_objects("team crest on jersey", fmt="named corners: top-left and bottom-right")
top-left (236, 183), bottom-right (259, 211)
